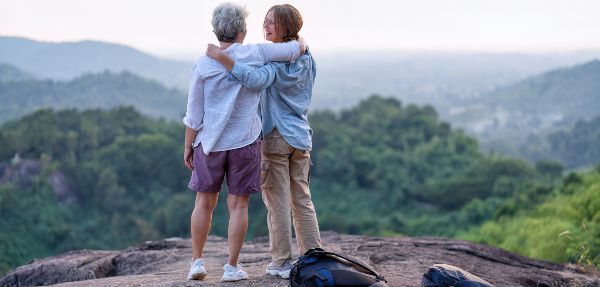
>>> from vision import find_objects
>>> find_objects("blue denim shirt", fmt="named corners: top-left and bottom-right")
top-left (230, 49), bottom-right (316, 150)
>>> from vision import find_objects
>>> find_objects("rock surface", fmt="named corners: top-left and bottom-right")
top-left (1, 232), bottom-right (599, 287)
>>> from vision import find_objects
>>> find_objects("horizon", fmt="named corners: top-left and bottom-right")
top-left (4, 34), bottom-right (600, 62)
top-left (2, 0), bottom-right (600, 59)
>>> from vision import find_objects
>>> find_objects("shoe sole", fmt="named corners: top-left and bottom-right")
top-left (188, 272), bottom-right (207, 280)
top-left (221, 277), bottom-right (248, 282)
top-left (266, 269), bottom-right (290, 279)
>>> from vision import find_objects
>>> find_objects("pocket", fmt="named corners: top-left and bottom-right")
top-left (263, 136), bottom-right (288, 156)
top-left (291, 150), bottom-right (311, 181)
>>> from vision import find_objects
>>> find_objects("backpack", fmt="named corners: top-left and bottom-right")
top-left (290, 248), bottom-right (389, 287)
top-left (421, 264), bottom-right (495, 287)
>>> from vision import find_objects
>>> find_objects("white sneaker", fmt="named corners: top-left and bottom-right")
top-left (266, 260), bottom-right (293, 279)
top-left (221, 263), bottom-right (249, 282)
top-left (187, 258), bottom-right (207, 280)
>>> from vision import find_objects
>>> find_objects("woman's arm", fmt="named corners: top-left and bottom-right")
top-left (182, 65), bottom-right (204, 170)
top-left (257, 40), bottom-right (306, 63)
top-left (206, 44), bottom-right (276, 91)
top-left (206, 44), bottom-right (235, 71)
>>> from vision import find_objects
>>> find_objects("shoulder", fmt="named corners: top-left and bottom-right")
top-left (229, 43), bottom-right (264, 65)
top-left (195, 55), bottom-right (213, 67)
top-left (300, 49), bottom-right (315, 63)
top-left (191, 55), bottom-right (229, 78)
top-left (289, 51), bottom-right (315, 71)
top-left (234, 43), bottom-right (260, 52)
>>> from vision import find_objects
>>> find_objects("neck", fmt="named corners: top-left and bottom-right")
top-left (219, 42), bottom-right (235, 50)
top-left (220, 37), bottom-right (243, 50)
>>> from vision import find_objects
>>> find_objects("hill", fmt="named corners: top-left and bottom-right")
top-left (446, 60), bottom-right (600, 168)
top-left (314, 51), bottom-right (600, 113)
top-left (0, 36), bottom-right (190, 89)
top-left (3, 99), bottom-right (596, 276)
top-left (4, 36), bottom-right (600, 112)
top-left (544, 115), bottom-right (600, 168)
top-left (486, 60), bottom-right (600, 118)
top-left (450, 59), bottom-right (600, 134)
top-left (0, 63), bottom-right (35, 82)
top-left (0, 70), bottom-right (186, 123)
top-left (1, 232), bottom-right (598, 287)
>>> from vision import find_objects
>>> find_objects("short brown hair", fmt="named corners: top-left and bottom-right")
top-left (266, 4), bottom-right (303, 42)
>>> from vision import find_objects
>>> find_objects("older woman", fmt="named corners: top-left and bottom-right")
top-left (206, 4), bottom-right (321, 280)
top-left (183, 2), bottom-right (304, 282)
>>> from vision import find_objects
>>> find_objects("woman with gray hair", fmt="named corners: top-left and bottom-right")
top-left (182, 2), bottom-right (304, 282)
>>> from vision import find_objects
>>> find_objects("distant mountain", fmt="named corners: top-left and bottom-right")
top-left (450, 60), bottom-right (600, 134)
top-left (0, 63), bottom-right (35, 82)
top-left (446, 60), bottom-right (600, 167)
top-left (488, 60), bottom-right (600, 118)
top-left (0, 70), bottom-right (186, 123)
top-left (312, 51), bottom-right (600, 112)
top-left (4, 36), bottom-right (600, 113)
top-left (0, 36), bottom-right (190, 90)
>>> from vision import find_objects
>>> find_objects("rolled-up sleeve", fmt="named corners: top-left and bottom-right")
top-left (256, 41), bottom-right (301, 64)
top-left (231, 62), bottom-right (276, 91)
top-left (182, 64), bottom-right (204, 131)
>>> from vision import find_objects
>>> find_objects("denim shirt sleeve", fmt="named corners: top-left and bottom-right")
top-left (230, 62), bottom-right (276, 92)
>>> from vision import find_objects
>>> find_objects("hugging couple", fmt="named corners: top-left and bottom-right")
top-left (182, 2), bottom-right (321, 282)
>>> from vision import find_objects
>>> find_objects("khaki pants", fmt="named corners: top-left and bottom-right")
top-left (261, 129), bottom-right (321, 265)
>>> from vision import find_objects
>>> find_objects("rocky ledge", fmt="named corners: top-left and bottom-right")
top-left (1, 232), bottom-right (599, 287)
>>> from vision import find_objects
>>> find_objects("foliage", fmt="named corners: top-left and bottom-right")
top-left (0, 96), bottom-right (596, 275)
top-left (306, 96), bottom-right (562, 240)
top-left (461, 170), bottom-right (600, 266)
top-left (0, 71), bottom-right (186, 123)
top-left (0, 108), bottom-right (191, 274)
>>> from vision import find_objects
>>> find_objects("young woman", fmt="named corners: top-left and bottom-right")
top-left (183, 2), bottom-right (304, 282)
top-left (206, 4), bottom-right (321, 279)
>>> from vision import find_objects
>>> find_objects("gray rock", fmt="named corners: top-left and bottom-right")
top-left (1, 232), bottom-right (598, 287)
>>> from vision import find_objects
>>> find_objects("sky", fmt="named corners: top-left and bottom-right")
top-left (1, 0), bottom-right (600, 59)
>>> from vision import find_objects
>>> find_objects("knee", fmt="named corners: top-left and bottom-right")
top-left (194, 194), bottom-right (218, 211)
top-left (227, 195), bottom-right (250, 210)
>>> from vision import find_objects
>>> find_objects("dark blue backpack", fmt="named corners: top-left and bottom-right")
top-left (421, 264), bottom-right (495, 287)
top-left (290, 248), bottom-right (389, 287)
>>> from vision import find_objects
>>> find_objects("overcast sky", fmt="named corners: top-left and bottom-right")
top-left (1, 0), bottom-right (600, 59)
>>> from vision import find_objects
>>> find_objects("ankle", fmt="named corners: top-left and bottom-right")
top-left (227, 260), bottom-right (238, 267)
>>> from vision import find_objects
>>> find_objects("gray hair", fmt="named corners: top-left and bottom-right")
top-left (212, 2), bottom-right (248, 43)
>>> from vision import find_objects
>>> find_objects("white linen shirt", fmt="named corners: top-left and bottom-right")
top-left (183, 41), bottom-right (300, 154)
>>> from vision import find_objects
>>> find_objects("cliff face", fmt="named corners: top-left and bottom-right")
top-left (1, 232), bottom-right (599, 287)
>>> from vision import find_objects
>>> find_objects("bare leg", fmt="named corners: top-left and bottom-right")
top-left (226, 193), bottom-right (250, 266)
top-left (191, 192), bottom-right (219, 259)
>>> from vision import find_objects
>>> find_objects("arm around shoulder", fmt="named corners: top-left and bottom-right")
top-left (230, 61), bottom-right (276, 91)
top-left (257, 41), bottom-right (302, 63)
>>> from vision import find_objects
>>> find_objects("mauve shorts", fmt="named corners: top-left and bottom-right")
top-left (188, 139), bottom-right (261, 195)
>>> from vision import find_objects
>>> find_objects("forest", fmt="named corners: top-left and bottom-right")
top-left (1, 96), bottom-right (598, 275)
